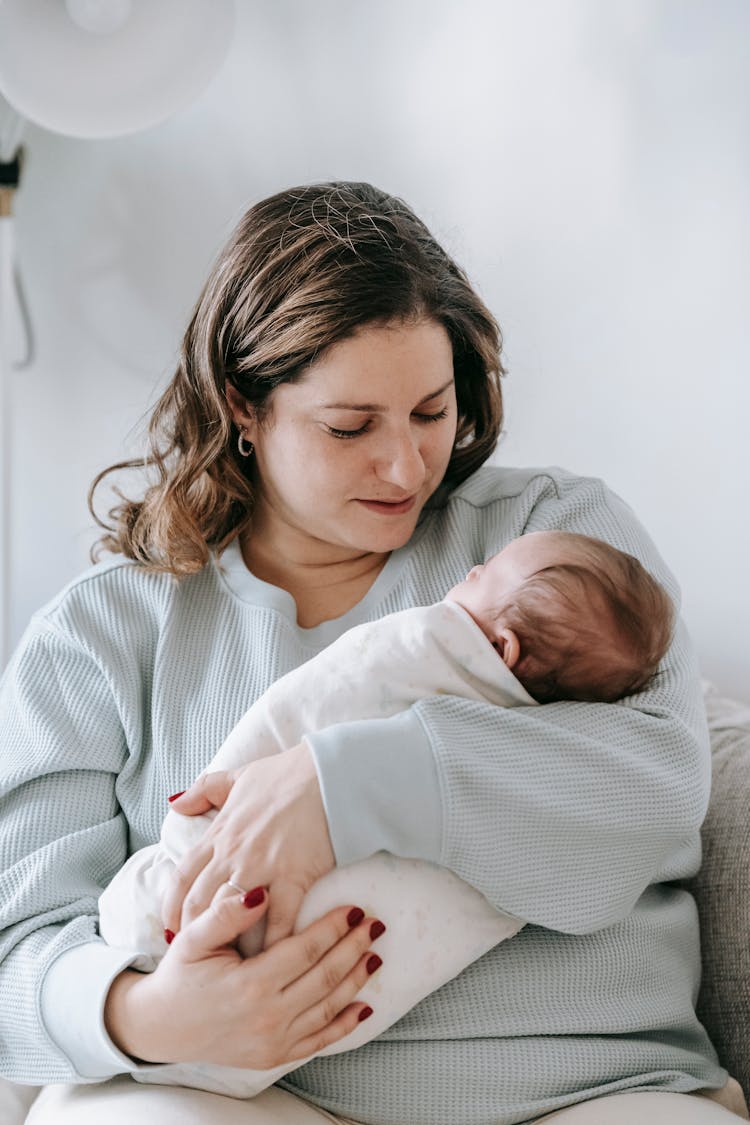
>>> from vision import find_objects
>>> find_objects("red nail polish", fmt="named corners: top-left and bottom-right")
top-left (347, 907), bottom-right (365, 928)
top-left (164, 928), bottom-right (175, 944)
top-left (167, 791), bottom-right (185, 803)
top-left (366, 954), bottom-right (382, 975)
top-left (358, 1005), bottom-right (373, 1022)
top-left (369, 920), bottom-right (386, 940)
top-left (242, 886), bottom-right (265, 908)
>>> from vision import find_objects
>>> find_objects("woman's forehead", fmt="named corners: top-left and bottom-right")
top-left (283, 320), bottom-right (455, 406)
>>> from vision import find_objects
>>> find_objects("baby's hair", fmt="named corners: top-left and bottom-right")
top-left (497, 533), bottom-right (675, 704)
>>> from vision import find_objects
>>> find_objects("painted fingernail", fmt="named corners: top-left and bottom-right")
top-left (358, 1005), bottom-right (373, 1022)
top-left (167, 791), bottom-right (185, 803)
top-left (242, 886), bottom-right (265, 908)
top-left (347, 907), bottom-right (365, 928)
top-left (369, 920), bottom-right (386, 940)
top-left (164, 928), bottom-right (175, 944)
top-left (366, 954), bottom-right (382, 975)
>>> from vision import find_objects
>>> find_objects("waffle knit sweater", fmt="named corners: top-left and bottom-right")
top-left (0, 465), bottom-right (724, 1125)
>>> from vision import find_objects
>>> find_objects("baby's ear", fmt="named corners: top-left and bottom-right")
top-left (492, 627), bottom-right (520, 669)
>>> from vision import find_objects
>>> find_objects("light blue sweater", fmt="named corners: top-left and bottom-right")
top-left (0, 466), bottom-right (724, 1125)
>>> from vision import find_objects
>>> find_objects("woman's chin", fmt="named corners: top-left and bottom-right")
top-left (356, 518), bottom-right (421, 554)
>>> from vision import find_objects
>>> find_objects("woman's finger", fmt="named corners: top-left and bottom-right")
top-left (290, 947), bottom-right (382, 1044)
top-left (286, 1001), bottom-right (375, 1066)
top-left (175, 882), bottom-right (269, 962)
top-left (268, 905), bottom-right (372, 987)
top-left (176, 848), bottom-right (270, 931)
top-left (161, 841), bottom-right (216, 935)
top-left (169, 770), bottom-right (235, 816)
top-left (263, 880), bottom-right (307, 949)
top-left (285, 914), bottom-right (385, 1009)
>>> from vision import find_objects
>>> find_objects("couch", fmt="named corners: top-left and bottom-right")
top-left (687, 683), bottom-right (750, 1100)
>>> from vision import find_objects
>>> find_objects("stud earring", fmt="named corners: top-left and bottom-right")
top-left (237, 430), bottom-right (254, 458)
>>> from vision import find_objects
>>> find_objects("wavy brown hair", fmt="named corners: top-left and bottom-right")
top-left (90, 181), bottom-right (505, 574)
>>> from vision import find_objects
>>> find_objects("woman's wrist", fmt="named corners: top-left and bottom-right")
top-left (104, 969), bottom-right (165, 1064)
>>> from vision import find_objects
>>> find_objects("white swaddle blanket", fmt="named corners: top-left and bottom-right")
top-left (99, 600), bottom-right (533, 1097)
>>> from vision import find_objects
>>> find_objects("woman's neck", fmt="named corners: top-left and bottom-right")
top-left (239, 531), bottom-right (390, 628)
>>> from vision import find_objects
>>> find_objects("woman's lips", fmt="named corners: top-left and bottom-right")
top-left (357, 497), bottom-right (416, 515)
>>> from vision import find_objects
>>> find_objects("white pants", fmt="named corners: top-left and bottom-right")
top-left (20, 1074), bottom-right (750, 1124)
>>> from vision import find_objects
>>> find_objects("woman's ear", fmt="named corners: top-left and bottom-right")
top-left (492, 627), bottom-right (520, 669)
top-left (224, 381), bottom-right (255, 433)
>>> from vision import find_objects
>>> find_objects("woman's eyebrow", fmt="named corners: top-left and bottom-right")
top-left (320, 378), bottom-right (455, 413)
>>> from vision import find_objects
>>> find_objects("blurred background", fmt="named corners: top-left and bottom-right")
top-left (2, 0), bottom-right (749, 697)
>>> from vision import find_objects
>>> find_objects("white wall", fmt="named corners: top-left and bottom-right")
top-left (5, 0), bottom-right (749, 698)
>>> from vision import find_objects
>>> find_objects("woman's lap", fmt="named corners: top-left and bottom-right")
top-left (25, 1077), bottom-right (356, 1125)
top-left (23, 1075), bottom-right (750, 1125)
top-left (535, 1080), bottom-right (749, 1122)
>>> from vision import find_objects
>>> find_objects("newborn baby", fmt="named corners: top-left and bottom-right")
top-left (99, 529), bottom-right (673, 1097)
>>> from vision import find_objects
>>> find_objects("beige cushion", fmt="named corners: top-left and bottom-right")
top-left (688, 683), bottom-right (750, 1098)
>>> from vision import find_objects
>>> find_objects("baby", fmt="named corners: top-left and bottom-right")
top-left (99, 529), bottom-right (673, 1097)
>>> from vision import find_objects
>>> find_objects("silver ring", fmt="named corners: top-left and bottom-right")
top-left (226, 879), bottom-right (248, 896)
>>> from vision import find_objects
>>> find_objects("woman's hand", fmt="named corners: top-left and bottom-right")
top-left (105, 882), bottom-right (383, 1069)
top-left (163, 743), bottom-right (335, 948)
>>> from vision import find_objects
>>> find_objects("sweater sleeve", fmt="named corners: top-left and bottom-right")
top-left (0, 622), bottom-right (154, 1082)
top-left (310, 471), bottom-right (711, 935)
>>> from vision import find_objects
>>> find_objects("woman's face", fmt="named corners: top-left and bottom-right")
top-left (238, 319), bottom-right (458, 560)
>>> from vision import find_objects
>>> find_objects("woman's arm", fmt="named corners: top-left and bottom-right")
top-left (0, 620), bottom-right (380, 1083)
top-left (0, 623), bottom-right (137, 1081)
top-left (163, 471), bottom-right (708, 940)
top-left (310, 471), bottom-right (709, 933)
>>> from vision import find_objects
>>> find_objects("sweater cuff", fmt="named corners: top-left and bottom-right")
top-left (305, 710), bottom-right (442, 867)
top-left (41, 942), bottom-right (144, 1079)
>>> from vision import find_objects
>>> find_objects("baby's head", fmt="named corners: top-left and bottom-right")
top-left (446, 530), bottom-right (674, 704)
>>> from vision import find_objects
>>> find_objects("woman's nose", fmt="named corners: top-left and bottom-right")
top-left (375, 430), bottom-right (425, 491)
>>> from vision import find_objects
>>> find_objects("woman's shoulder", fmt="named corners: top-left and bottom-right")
top-left (438, 464), bottom-right (618, 537)
top-left (21, 553), bottom-right (219, 665)
top-left (444, 463), bottom-right (607, 509)
top-left (39, 553), bottom-right (175, 616)
top-left (408, 464), bottom-right (614, 588)
top-left (438, 463), bottom-right (671, 590)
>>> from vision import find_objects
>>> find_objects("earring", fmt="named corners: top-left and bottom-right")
top-left (237, 430), bottom-right (254, 458)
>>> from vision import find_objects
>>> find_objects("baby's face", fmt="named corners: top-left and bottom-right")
top-left (445, 530), bottom-right (569, 637)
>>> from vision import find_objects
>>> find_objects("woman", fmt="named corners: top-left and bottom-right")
top-left (0, 182), bottom-right (744, 1124)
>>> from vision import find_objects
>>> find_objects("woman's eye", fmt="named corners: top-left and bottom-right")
top-left (325, 406), bottom-right (448, 440)
top-left (414, 406), bottom-right (449, 424)
top-left (326, 423), bottom-right (370, 439)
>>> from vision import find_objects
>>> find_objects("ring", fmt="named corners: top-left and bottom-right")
top-left (226, 879), bottom-right (248, 896)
